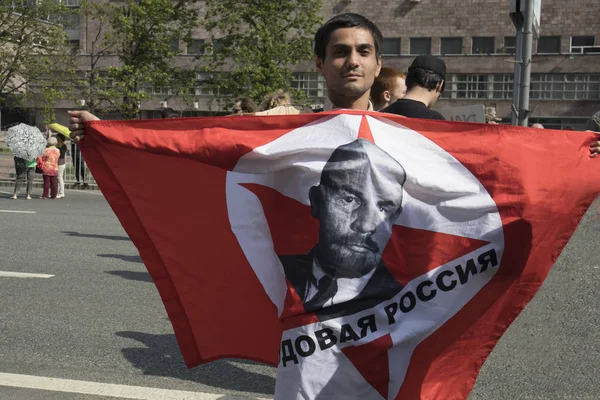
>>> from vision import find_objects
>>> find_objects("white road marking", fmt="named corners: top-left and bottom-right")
top-left (0, 271), bottom-right (54, 278)
top-left (0, 372), bottom-right (269, 400)
top-left (0, 209), bottom-right (35, 214)
top-left (65, 188), bottom-right (103, 195)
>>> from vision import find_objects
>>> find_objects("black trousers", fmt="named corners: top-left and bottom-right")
top-left (13, 157), bottom-right (34, 195)
top-left (71, 144), bottom-right (86, 183)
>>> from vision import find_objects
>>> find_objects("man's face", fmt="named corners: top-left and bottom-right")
top-left (316, 27), bottom-right (381, 100)
top-left (389, 77), bottom-right (407, 103)
top-left (312, 153), bottom-right (404, 278)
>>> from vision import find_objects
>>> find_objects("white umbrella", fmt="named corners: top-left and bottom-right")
top-left (5, 123), bottom-right (47, 161)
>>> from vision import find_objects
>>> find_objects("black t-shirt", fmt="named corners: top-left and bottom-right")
top-left (382, 99), bottom-right (446, 121)
top-left (58, 144), bottom-right (67, 165)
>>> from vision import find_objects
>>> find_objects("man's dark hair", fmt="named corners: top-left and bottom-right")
top-left (405, 68), bottom-right (445, 92)
top-left (234, 96), bottom-right (258, 113)
top-left (314, 13), bottom-right (383, 61)
top-left (161, 107), bottom-right (180, 119)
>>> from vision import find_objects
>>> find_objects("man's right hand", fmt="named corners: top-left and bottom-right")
top-left (68, 110), bottom-right (100, 143)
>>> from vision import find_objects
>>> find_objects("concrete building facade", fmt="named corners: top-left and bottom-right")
top-left (52, 0), bottom-right (600, 128)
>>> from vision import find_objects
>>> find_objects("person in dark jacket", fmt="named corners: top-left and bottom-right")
top-left (383, 55), bottom-right (446, 120)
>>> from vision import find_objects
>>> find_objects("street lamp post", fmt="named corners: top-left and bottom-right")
top-left (510, 0), bottom-right (537, 126)
top-left (517, 0), bottom-right (535, 126)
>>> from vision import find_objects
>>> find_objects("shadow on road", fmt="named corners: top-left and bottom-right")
top-left (116, 331), bottom-right (276, 394)
top-left (62, 231), bottom-right (131, 241)
top-left (105, 270), bottom-right (152, 282)
top-left (97, 254), bottom-right (142, 263)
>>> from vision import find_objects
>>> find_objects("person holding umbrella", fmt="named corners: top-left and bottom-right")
top-left (11, 157), bottom-right (36, 200)
top-left (5, 123), bottom-right (47, 200)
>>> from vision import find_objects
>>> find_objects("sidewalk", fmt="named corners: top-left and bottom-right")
top-left (0, 179), bottom-right (98, 191)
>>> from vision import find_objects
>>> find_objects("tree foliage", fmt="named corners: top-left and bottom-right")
top-left (0, 0), bottom-right (73, 122)
top-left (202, 0), bottom-right (322, 109)
top-left (77, 0), bottom-right (200, 119)
top-left (69, 0), bottom-right (115, 116)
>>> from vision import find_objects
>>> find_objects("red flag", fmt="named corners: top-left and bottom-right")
top-left (81, 111), bottom-right (600, 399)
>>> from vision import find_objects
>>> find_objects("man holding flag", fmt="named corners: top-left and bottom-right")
top-left (67, 12), bottom-right (600, 400)
top-left (68, 13), bottom-right (383, 137)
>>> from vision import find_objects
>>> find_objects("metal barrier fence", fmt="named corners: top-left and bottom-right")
top-left (0, 141), bottom-right (96, 187)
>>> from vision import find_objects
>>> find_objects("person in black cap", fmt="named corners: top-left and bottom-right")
top-left (382, 55), bottom-right (446, 120)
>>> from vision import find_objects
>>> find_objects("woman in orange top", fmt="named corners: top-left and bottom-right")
top-left (41, 137), bottom-right (60, 199)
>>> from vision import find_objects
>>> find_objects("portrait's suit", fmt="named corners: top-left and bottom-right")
top-left (279, 249), bottom-right (403, 320)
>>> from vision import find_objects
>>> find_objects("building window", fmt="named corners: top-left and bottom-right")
top-left (382, 38), bottom-right (401, 56)
top-left (472, 37), bottom-right (494, 54)
top-left (531, 73), bottom-right (600, 100)
top-left (291, 72), bottom-right (327, 99)
top-left (68, 39), bottom-right (79, 54)
top-left (189, 72), bottom-right (216, 96)
top-left (440, 37), bottom-right (462, 55)
top-left (571, 36), bottom-right (600, 54)
top-left (442, 74), bottom-right (494, 99)
top-left (170, 40), bottom-right (180, 53)
top-left (62, 13), bottom-right (80, 30)
top-left (536, 36), bottom-right (560, 54)
top-left (504, 37), bottom-right (516, 54)
top-left (187, 39), bottom-right (205, 55)
top-left (104, 79), bottom-right (114, 90)
top-left (142, 83), bottom-right (172, 95)
top-left (457, 74), bottom-right (488, 99)
top-left (212, 38), bottom-right (228, 53)
top-left (491, 74), bottom-right (514, 99)
top-left (442, 73), bottom-right (599, 100)
top-left (410, 38), bottom-right (431, 55)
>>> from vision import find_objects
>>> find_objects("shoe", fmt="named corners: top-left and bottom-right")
top-left (56, 195), bottom-right (63, 199)
top-left (26, 195), bottom-right (32, 200)
top-left (40, 197), bottom-right (47, 200)
top-left (10, 195), bottom-right (17, 200)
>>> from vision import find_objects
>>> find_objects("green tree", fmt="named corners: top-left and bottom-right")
top-left (78, 0), bottom-right (200, 119)
top-left (0, 0), bottom-right (73, 122)
top-left (202, 0), bottom-right (322, 110)
top-left (68, 0), bottom-right (117, 117)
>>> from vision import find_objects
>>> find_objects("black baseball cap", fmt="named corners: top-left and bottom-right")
top-left (408, 55), bottom-right (446, 80)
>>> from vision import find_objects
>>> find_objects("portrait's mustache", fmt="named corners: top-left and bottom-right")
top-left (341, 235), bottom-right (380, 253)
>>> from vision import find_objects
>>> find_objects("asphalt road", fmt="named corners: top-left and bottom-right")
top-left (0, 189), bottom-right (598, 399)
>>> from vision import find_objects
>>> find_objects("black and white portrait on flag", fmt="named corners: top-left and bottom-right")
top-left (279, 139), bottom-right (405, 319)
top-left (226, 114), bottom-right (505, 399)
